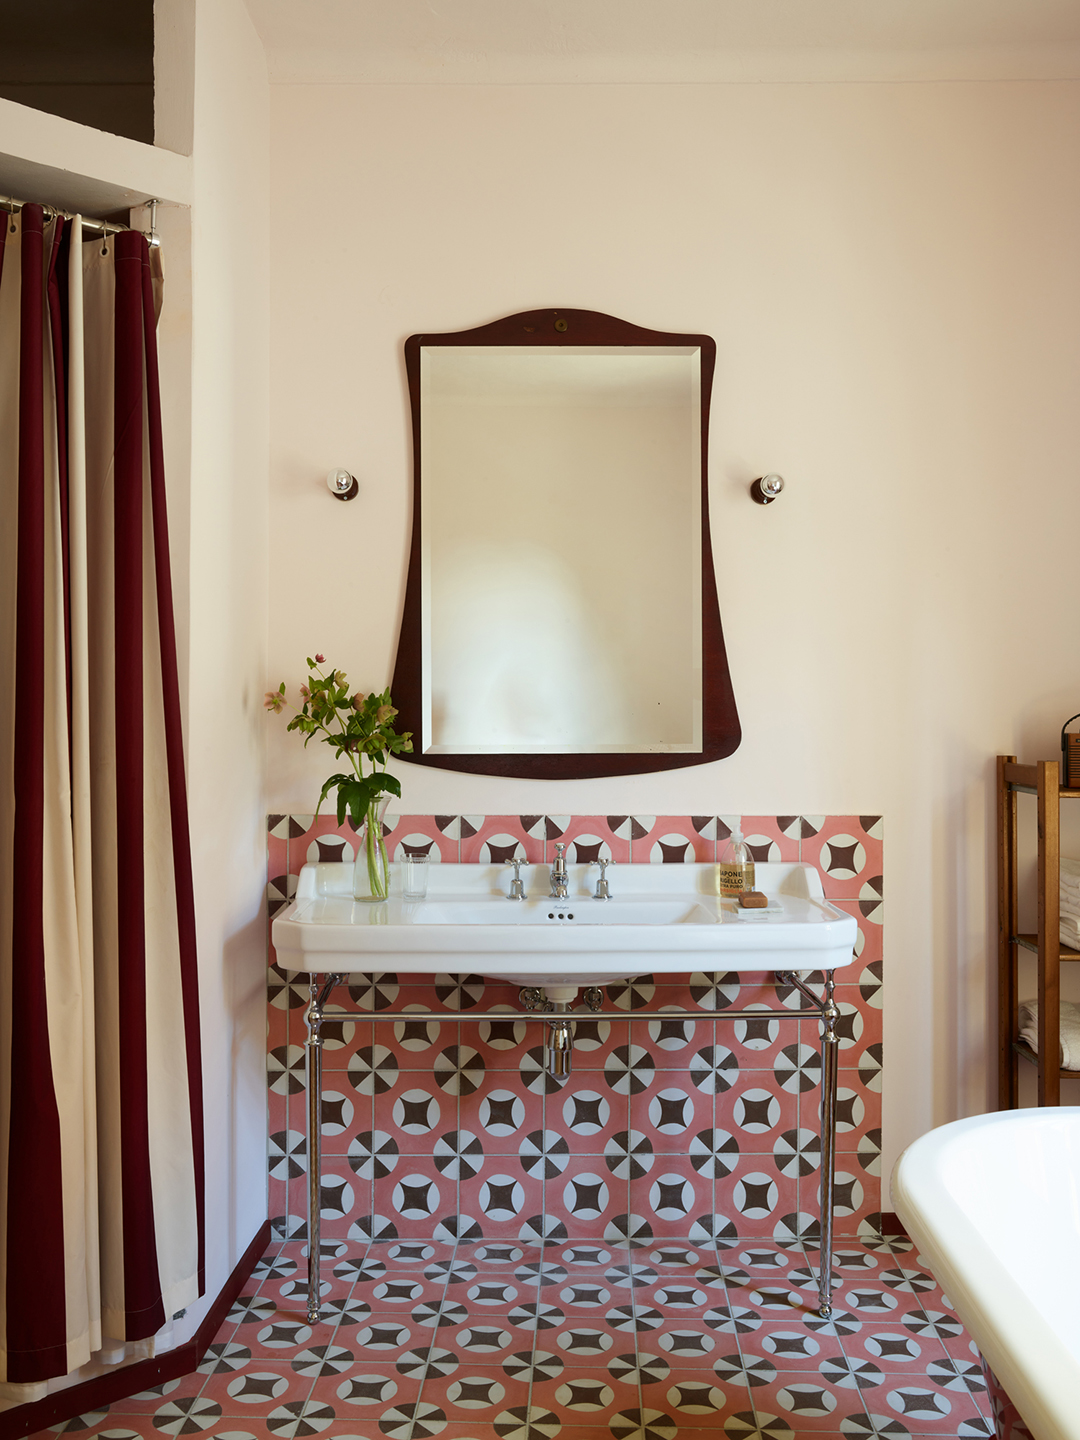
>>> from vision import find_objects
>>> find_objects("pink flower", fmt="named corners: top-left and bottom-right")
top-left (314, 653), bottom-right (325, 664)
top-left (352, 692), bottom-right (367, 710)
top-left (299, 684), bottom-right (310, 701)
top-left (264, 691), bottom-right (285, 713)
top-left (376, 703), bottom-right (398, 725)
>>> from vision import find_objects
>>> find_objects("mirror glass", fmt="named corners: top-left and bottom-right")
top-left (393, 309), bottom-right (740, 780)
top-left (422, 345), bottom-right (701, 754)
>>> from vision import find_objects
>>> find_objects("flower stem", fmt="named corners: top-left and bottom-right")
top-left (366, 800), bottom-right (390, 899)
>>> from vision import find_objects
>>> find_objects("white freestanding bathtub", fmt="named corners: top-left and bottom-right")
top-left (892, 1109), bottom-right (1080, 1440)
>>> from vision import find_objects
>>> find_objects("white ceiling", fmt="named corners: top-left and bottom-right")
top-left (244, 0), bottom-right (1080, 84)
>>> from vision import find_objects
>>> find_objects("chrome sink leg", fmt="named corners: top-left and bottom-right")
top-left (817, 972), bottom-right (839, 1318)
top-left (304, 971), bottom-right (342, 1324)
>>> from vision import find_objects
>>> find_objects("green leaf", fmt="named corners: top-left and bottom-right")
top-left (368, 773), bottom-right (402, 800)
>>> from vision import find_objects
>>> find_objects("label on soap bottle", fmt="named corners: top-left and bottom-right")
top-left (718, 860), bottom-right (754, 896)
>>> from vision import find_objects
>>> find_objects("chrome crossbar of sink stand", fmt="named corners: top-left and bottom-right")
top-left (300, 971), bottom-right (841, 1322)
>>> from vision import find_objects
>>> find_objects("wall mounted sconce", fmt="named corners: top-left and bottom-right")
top-left (326, 468), bottom-right (359, 502)
top-left (750, 473), bottom-right (784, 505)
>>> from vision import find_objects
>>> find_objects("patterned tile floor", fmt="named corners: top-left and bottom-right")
top-left (33, 1234), bottom-right (994, 1440)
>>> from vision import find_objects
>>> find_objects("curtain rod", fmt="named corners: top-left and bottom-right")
top-left (1, 193), bottom-right (160, 248)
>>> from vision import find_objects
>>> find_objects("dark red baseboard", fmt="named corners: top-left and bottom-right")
top-left (0, 1220), bottom-right (271, 1440)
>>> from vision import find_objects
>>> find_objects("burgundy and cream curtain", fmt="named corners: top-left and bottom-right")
top-left (0, 204), bottom-right (204, 1401)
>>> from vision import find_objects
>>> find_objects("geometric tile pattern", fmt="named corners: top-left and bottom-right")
top-left (27, 817), bottom-right (999, 1439)
top-left (30, 1232), bottom-right (995, 1440)
top-left (267, 815), bottom-right (885, 1246)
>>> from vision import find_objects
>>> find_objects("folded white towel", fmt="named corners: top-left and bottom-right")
top-left (1018, 998), bottom-right (1080, 1069)
top-left (1061, 857), bottom-right (1080, 878)
top-left (1062, 898), bottom-right (1080, 921)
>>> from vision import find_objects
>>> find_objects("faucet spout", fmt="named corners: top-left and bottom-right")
top-left (549, 842), bottom-right (569, 899)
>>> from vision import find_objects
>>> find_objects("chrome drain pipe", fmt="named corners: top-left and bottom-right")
top-left (547, 1011), bottom-right (574, 1078)
top-left (519, 986), bottom-right (604, 1078)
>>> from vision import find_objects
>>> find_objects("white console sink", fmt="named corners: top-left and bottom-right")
top-left (412, 897), bottom-right (715, 927)
top-left (271, 861), bottom-right (857, 988)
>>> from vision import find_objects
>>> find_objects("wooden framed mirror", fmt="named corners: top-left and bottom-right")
top-left (391, 307), bottom-right (740, 779)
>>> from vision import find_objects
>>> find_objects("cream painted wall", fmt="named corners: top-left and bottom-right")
top-left (176, 0), bottom-right (270, 1338)
top-left (266, 80), bottom-right (1080, 1181)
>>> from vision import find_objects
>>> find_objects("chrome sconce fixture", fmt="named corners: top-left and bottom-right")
top-left (750, 473), bottom-right (784, 505)
top-left (326, 468), bottom-right (359, 502)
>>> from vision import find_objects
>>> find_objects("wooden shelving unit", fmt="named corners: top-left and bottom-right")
top-left (997, 755), bottom-right (1080, 1106)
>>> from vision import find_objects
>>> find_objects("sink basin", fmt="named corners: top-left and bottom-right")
top-left (271, 861), bottom-right (857, 988)
top-left (412, 897), bottom-right (716, 926)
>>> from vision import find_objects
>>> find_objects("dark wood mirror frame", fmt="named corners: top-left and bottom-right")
top-left (391, 307), bottom-right (741, 780)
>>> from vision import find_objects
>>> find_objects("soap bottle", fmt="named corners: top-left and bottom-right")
top-left (718, 827), bottom-right (755, 897)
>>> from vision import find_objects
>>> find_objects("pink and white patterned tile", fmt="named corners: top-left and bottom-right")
top-left (382, 813), bottom-right (458, 862)
top-left (266, 999), bottom-right (290, 1053)
top-left (287, 813), bottom-right (355, 867)
top-left (381, 1071), bottom-right (448, 1149)
top-left (552, 1016), bottom-right (630, 1071)
top-left (715, 1170), bottom-right (799, 1232)
top-left (262, 812), bottom-right (884, 1252)
top-left (739, 816), bottom-right (802, 865)
top-left (196, 1363), bottom-right (310, 1418)
top-left (470, 1011), bottom-right (531, 1070)
top-left (460, 816), bottom-right (544, 864)
top-left (423, 1369), bottom-right (531, 1421)
top-left (630, 815), bottom-right (717, 863)
top-left (267, 823), bottom-right (291, 922)
top-left (458, 1086), bottom-right (530, 1157)
top-left (530, 1370), bottom-right (626, 1423)
top-left (458, 1168), bottom-right (546, 1240)
top-left (369, 1156), bottom-right (452, 1240)
top-left (549, 1169), bottom-right (621, 1240)
top-left (634, 1080), bottom-right (708, 1152)
top-left (538, 815), bottom-right (631, 865)
top-left (313, 1014), bottom-right (375, 1073)
top-left (801, 816), bottom-right (884, 901)
top-left (551, 1073), bottom-right (630, 1147)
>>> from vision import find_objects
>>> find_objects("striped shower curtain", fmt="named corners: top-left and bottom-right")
top-left (0, 204), bottom-right (204, 1400)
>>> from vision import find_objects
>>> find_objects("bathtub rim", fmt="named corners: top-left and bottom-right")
top-left (891, 1107), bottom-right (1080, 1440)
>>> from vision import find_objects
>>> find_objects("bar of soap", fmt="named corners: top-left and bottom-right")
top-left (738, 890), bottom-right (768, 909)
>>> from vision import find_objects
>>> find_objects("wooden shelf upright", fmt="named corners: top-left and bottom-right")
top-left (997, 754), bottom-right (1080, 1107)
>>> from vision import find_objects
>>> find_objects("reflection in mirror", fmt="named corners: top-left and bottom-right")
top-left (393, 309), bottom-right (740, 780)
top-left (423, 347), bottom-right (701, 754)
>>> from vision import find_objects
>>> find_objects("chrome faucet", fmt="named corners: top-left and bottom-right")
top-left (549, 842), bottom-right (569, 899)
top-left (504, 857), bottom-right (527, 900)
top-left (591, 858), bottom-right (615, 899)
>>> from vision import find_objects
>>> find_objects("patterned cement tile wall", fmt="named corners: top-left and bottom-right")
top-left (266, 815), bottom-right (883, 1247)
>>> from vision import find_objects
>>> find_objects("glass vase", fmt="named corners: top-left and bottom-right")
top-left (352, 797), bottom-right (391, 902)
